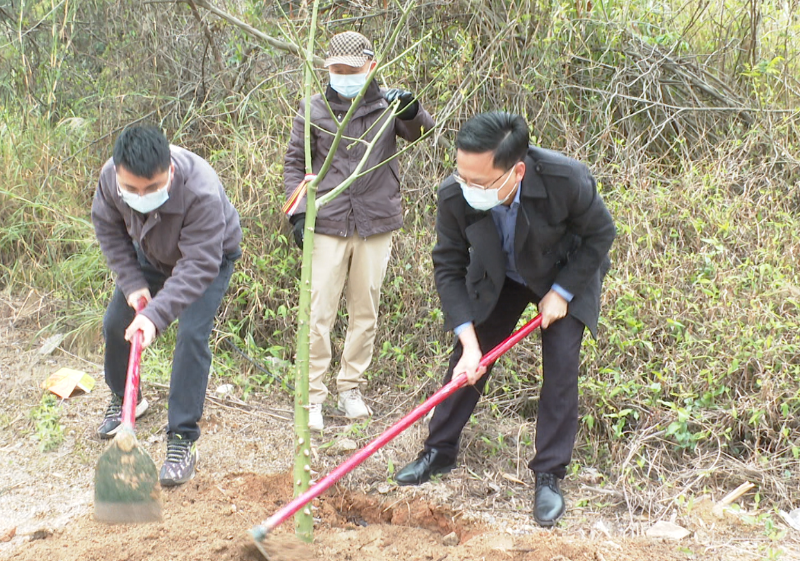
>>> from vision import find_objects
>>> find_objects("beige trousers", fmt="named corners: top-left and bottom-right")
top-left (308, 231), bottom-right (393, 404)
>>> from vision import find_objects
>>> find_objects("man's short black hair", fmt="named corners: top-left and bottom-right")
top-left (113, 125), bottom-right (171, 178)
top-left (455, 112), bottom-right (529, 170)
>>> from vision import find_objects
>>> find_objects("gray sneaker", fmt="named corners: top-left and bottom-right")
top-left (97, 393), bottom-right (149, 439)
top-left (159, 434), bottom-right (198, 487)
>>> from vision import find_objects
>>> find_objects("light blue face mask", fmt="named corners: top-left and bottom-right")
top-left (118, 172), bottom-right (171, 214)
top-left (329, 71), bottom-right (368, 99)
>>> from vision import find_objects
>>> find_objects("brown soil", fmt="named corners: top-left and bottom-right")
top-left (0, 469), bottom-right (702, 561)
top-left (1, 292), bottom-right (798, 561)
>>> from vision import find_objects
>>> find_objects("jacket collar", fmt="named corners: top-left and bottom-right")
top-left (152, 156), bottom-right (185, 215)
top-left (519, 148), bottom-right (547, 199)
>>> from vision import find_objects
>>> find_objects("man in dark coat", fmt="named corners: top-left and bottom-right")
top-left (395, 112), bottom-right (615, 527)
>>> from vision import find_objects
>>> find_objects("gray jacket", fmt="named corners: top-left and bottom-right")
top-left (92, 146), bottom-right (242, 333)
top-left (284, 81), bottom-right (435, 237)
top-left (433, 146), bottom-right (616, 338)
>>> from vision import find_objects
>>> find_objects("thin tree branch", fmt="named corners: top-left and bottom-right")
top-left (190, 0), bottom-right (324, 65)
top-left (187, 0), bottom-right (234, 95)
top-left (315, 110), bottom-right (398, 209)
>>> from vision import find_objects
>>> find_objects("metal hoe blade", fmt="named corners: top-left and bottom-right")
top-left (250, 530), bottom-right (273, 561)
top-left (94, 299), bottom-right (162, 524)
top-left (94, 428), bottom-right (162, 524)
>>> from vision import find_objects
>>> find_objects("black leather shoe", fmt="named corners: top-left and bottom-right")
top-left (395, 449), bottom-right (456, 486)
top-left (533, 472), bottom-right (565, 527)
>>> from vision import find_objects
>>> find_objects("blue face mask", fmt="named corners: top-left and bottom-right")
top-left (118, 171), bottom-right (171, 214)
top-left (329, 71), bottom-right (368, 99)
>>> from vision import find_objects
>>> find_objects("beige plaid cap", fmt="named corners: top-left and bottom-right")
top-left (324, 31), bottom-right (374, 68)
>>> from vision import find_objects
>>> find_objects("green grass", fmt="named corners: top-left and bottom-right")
top-left (30, 394), bottom-right (65, 453)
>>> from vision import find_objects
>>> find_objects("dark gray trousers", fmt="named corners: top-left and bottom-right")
top-left (424, 277), bottom-right (585, 479)
top-left (103, 249), bottom-right (236, 441)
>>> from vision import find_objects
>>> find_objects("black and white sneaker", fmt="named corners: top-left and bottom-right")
top-left (159, 434), bottom-right (198, 487)
top-left (97, 393), bottom-right (149, 439)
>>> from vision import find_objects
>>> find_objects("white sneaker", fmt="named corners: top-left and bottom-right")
top-left (308, 403), bottom-right (324, 432)
top-left (338, 388), bottom-right (372, 419)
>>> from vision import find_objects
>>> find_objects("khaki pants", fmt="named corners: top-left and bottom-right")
top-left (308, 231), bottom-right (393, 404)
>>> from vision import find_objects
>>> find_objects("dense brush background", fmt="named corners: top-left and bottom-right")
top-left (2, 0), bottom-right (799, 518)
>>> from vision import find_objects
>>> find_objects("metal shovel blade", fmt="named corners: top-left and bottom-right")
top-left (94, 426), bottom-right (162, 523)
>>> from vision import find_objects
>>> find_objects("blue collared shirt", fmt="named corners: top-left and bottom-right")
top-left (491, 185), bottom-right (525, 285)
top-left (453, 184), bottom-right (573, 335)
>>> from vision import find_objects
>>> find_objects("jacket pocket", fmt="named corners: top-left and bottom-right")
top-left (466, 259), bottom-right (492, 301)
top-left (548, 234), bottom-right (581, 269)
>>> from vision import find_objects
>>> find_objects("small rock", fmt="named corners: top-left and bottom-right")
top-left (0, 527), bottom-right (16, 542)
top-left (580, 467), bottom-right (604, 485)
top-left (216, 384), bottom-right (235, 396)
top-left (212, 540), bottom-right (228, 552)
top-left (442, 531), bottom-right (459, 547)
top-left (779, 508), bottom-right (800, 532)
top-left (645, 521), bottom-right (691, 540)
top-left (376, 483), bottom-right (392, 494)
top-left (30, 529), bottom-right (52, 541)
top-left (189, 531), bottom-right (199, 540)
top-left (38, 334), bottom-right (65, 355)
top-left (337, 438), bottom-right (358, 452)
top-left (230, 504), bottom-right (237, 514)
top-left (325, 438), bottom-right (358, 456)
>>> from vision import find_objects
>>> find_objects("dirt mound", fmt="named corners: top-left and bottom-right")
top-left (327, 487), bottom-right (478, 539)
top-left (4, 472), bottom-right (286, 561)
top-left (2, 470), bottom-right (479, 561)
top-left (3, 470), bottom-right (704, 561)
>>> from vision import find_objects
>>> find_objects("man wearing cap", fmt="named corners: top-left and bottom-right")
top-left (283, 31), bottom-right (435, 431)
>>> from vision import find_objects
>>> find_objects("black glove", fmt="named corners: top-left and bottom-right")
top-left (384, 88), bottom-right (419, 120)
top-left (289, 213), bottom-right (305, 249)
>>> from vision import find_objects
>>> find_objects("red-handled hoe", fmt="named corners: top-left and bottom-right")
top-left (250, 313), bottom-right (543, 557)
top-left (94, 297), bottom-right (162, 524)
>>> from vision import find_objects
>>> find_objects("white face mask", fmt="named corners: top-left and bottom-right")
top-left (456, 169), bottom-right (516, 211)
top-left (329, 71), bottom-right (368, 99)
top-left (118, 171), bottom-right (171, 214)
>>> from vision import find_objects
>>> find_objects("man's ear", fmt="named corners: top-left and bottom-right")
top-left (514, 160), bottom-right (526, 183)
top-left (368, 60), bottom-right (378, 72)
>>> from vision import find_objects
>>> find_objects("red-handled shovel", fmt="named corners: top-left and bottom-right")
top-left (250, 313), bottom-right (543, 551)
top-left (94, 297), bottom-right (162, 524)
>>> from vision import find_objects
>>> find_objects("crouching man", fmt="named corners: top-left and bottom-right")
top-left (395, 112), bottom-right (615, 527)
top-left (92, 125), bottom-right (242, 486)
